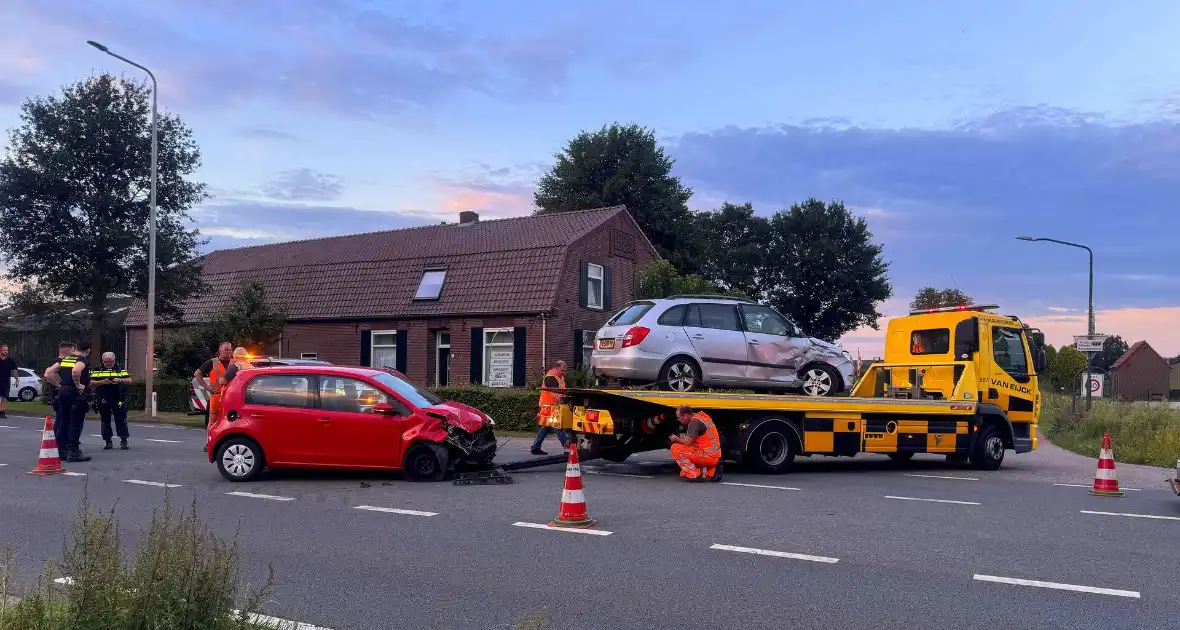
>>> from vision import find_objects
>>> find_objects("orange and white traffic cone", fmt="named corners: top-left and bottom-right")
top-left (548, 445), bottom-right (596, 529)
top-left (1089, 433), bottom-right (1124, 497)
top-left (27, 416), bottom-right (66, 476)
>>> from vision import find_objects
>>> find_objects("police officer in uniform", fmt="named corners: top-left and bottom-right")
top-left (43, 340), bottom-right (92, 462)
top-left (45, 341), bottom-right (75, 419)
top-left (92, 351), bottom-right (132, 450)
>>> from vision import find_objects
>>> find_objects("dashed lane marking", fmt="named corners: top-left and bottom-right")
top-left (0, 425), bottom-right (16, 429)
top-left (145, 438), bottom-right (183, 444)
top-left (1080, 510), bottom-right (1180, 522)
top-left (710, 543), bottom-right (839, 564)
top-left (226, 491), bottom-right (295, 502)
top-left (511, 522), bottom-right (613, 536)
top-left (355, 505), bottom-right (437, 517)
top-left (720, 482), bottom-right (802, 491)
top-left (61, 471), bottom-right (86, 477)
top-left (582, 468), bottom-right (655, 479)
top-left (902, 473), bottom-right (979, 481)
top-left (885, 495), bottom-right (980, 506)
top-left (124, 479), bottom-right (182, 489)
top-left (239, 611), bottom-right (334, 630)
top-left (1054, 483), bottom-right (1141, 491)
top-left (972, 574), bottom-right (1140, 598)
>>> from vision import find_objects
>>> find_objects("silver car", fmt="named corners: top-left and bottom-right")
top-left (589, 295), bottom-right (856, 396)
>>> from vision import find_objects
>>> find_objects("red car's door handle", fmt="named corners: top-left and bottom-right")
top-left (248, 412), bottom-right (265, 419)
top-left (316, 417), bottom-right (332, 424)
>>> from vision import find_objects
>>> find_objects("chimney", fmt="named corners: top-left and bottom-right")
top-left (459, 210), bottom-right (479, 225)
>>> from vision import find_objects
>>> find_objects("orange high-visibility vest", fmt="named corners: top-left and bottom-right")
top-left (691, 411), bottom-right (721, 458)
top-left (208, 359), bottom-right (227, 419)
top-left (537, 369), bottom-right (566, 426)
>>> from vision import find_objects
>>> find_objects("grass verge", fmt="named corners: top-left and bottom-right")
top-left (1039, 393), bottom-right (1180, 468)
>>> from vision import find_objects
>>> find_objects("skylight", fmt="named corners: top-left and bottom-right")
top-left (414, 269), bottom-right (446, 300)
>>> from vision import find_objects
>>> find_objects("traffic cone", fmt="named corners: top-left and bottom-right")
top-left (1088, 433), bottom-right (1124, 497)
top-left (548, 446), bottom-right (596, 528)
top-left (27, 417), bottom-right (65, 476)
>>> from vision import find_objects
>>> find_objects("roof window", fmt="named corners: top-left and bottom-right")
top-left (414, 269), bottom-right (446, 301)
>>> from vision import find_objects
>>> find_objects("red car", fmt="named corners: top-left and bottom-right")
top-left (207, 365), bottom-right (497, 482)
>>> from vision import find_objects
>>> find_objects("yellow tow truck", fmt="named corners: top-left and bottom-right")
top-left (544, 304), bottom-right (1048, 473)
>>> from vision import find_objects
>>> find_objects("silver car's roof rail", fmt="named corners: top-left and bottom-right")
top-left (665, 294), bottom-right (757, 303)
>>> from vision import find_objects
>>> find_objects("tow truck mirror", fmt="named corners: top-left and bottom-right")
top-left (953, 317), bottom-right (978, 359)
top-left (1033, 347), bottom-right (1048, 375)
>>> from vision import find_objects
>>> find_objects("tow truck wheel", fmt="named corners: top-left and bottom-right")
top-left (969, 424), bottom-right (1005, 471)
top-left (403, 442), bottom-right (451, 482)
top-left (887, 452), bottom-right (914, 462)
top-left (745, 423), bottom-right (797, 474)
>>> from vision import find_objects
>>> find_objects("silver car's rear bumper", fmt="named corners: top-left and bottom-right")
top-left (590, 351), bottom-right (666, 381)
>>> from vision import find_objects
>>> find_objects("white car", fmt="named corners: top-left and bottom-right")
top-left (8, 368), bottom-right (42, 402)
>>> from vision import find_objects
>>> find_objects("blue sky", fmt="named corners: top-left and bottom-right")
top-left (3, 0), bottom-right (1179, 356)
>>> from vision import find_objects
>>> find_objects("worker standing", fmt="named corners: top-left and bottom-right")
top-left (668, 404), bottom-right (723, 482)
top-left (194, 341), bottom-right (232, 451)
top-left (92, 351), bottom-right (132, 450)
top-left (531, 360), bottom-right (571, 456)
top-left (43, 340), bottom-right (92, 462)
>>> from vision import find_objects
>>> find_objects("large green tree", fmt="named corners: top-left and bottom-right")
top-left (533, 123), bottom-right (701, 273)
top-left (1047, 344), bottom-right (1089, 393)
top-left (1091, 334), bottom-right (1130, 371)
top-left (910, 287), bottom-right (974, 311)
top-left (634, 259), bottom-right (738, 300)
top-left (761, 198), bottom-right (892, 341)
top-left (0, 73), bottom-right (207, 355)
top-left (158, 281), bottom-right (287, 379)
top-left (695, 202), bottom-right (770, 299)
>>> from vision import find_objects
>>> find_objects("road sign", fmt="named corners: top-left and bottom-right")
top-left (1073, 335), bottom-right (1108, 353)
top-left (1080, 373), bottom-right (1104, 398)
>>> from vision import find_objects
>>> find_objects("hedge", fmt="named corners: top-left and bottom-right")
top-left (434, 386), bottom-right (542, 432)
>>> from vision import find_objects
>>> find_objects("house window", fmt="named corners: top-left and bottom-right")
top-left (483, 328), bottom-right (515, 388)
top-left (414, 269), bottom-right (446, 300)
top-left (300, 352), bottom-right (318, 360)
top-left (582, 330), bottom-right (596, 368)
top-left (586, 263), bottom-right (604, 310)
top-left (370, 331), bottom-right (398, 370)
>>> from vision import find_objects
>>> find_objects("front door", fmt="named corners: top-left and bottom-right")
top-left (436, 331), bottom-right (451, 386)
top-left (315, 375), bottom-right (403, 467)
top-left (682, 303), bottom-right (748, 382)
top-left (984, 324), bottom-right (1038, 424)
top-left (739, 304), bottom-right (809, 385)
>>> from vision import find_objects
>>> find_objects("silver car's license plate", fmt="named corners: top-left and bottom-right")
top-left (598, 338), bottom-right (615, 350)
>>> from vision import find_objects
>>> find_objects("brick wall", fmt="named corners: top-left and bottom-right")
top-left (1111, 344), bottom-right (1171, 401)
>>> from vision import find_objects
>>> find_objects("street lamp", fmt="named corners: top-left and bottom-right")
top-left (89, 40), bottom-right (159, 417)
top-left (1016, 235), bottom-right (1096, 410)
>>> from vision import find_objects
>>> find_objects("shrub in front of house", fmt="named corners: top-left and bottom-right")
top-left (435, 385), bottom-right (542, 432)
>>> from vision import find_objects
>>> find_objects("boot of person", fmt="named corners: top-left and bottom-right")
top-left (103, 439), bottom-right (113, 450)
top-left (66, 446), bottom-right (92, 462)
top-left (120, 438), bottom-right (128, 450)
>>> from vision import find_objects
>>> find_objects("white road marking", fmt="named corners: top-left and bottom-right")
top-left (721, 481), bottom-right (802, 491)
top-left (124, 479), bottom-right (182, 489)
top-left (61, 471), bottom-right (87, 477)
top-left (583, 469), bottom-right (654, 479)
top-left (1081, 510), bottom-right (1180, 522)
top-left (972, 574), bottom-right (1140, 598)
top-left (354, 505), bottom-right (437, 517)
top-left (885, 495), bottom-right (980, 506)
top-left (145, 438), bottom-right (183, 444)
top-left (226, 491), bottom-right (295, 502)
top-left (0, 425), bottom-right (15, 429)
top-left (710, 543), bottom-right (839, 564)
top-left (54, 577), bottom-right (74, 586)
top-left (511, 521), bottom-right (613, 536)
top-left (903, 473), bottom-right (978, 481)
top-left (237, 610), bottom-right (334, 630)
top-left (1054, 482), bottom-right (1140, 491)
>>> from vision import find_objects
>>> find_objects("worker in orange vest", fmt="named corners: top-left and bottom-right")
top-left (531, 360), bottom-right (571, 456)
top-left (669, 404), bottom-right (723, 482)
top-left (195, 341), bottom-right (233, 452)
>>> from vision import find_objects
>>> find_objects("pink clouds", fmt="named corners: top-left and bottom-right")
top-left (436, 188), bottom-right (535, 219)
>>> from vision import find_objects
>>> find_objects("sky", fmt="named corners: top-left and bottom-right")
top-left (2, 0), bottom-right (1179, 359)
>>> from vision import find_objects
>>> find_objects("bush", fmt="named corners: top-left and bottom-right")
top-left (436, 385), bottom-right (541, 432)
top-left (0, 486), bottom-right (276, 630)
top-left (125, 379), bottom-right (192, 412)
top-left (1040, 393), bottom-right (1180, 467)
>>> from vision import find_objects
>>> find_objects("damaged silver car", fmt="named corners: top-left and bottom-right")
top-left (589, 295), bottom-right (856, 396)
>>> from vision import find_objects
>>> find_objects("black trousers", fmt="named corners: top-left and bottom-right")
top-left (99, 398), bottom-right (129, 441)
top-left (54, 390), bottom-right (86, 451)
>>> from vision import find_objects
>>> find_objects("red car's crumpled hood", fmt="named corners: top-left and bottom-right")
top-left (423, 402), bottom-right (490, 433)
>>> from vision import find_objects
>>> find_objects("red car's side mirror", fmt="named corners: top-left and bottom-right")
top-left (371, 402), bottom-right (396, 415)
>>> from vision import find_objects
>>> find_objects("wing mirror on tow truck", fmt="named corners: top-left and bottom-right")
top-left (1028, 330), bottom-right (1048, 375)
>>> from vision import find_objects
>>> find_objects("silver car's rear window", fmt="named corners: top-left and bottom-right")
top-left (609, 303), bottom-right (654, 326)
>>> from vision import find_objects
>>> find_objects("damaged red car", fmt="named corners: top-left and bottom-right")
top-left (207, 365), bottom-right (497, 482)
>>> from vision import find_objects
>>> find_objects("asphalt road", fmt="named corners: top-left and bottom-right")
top-left (1, 412), bottom-right (1178, 630)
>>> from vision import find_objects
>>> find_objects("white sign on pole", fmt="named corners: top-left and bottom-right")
top-left (1073, 335), bottom-right (1108, 353)
top-left (1080, 373), bottom-right (1104, 398)
top-left (486, 349), bottom-right (514, 388)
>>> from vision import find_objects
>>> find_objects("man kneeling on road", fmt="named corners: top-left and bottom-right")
top-left (669, 405), bottom-right (723, 482)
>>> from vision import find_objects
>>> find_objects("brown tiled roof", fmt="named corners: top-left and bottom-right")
top-left (126, 206), bottom-right (631, 326)
top-left (1110, 340), bottom-right (1168, 371)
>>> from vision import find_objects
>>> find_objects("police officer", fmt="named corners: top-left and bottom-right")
top-left (44, 341), bottom-right (75, 419)
top-left (92, 351), bottom-right (132, 450)
top-left (43, 340), bottom-right (92, 462)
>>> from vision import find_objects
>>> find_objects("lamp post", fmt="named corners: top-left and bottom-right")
top-left (1016, 236), bottom-right (1095, 410)
top-left (88, 40), bottom-right (158, 416)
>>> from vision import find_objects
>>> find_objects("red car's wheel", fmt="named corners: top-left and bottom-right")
top-left (403, 442), bottom-right (450, 482)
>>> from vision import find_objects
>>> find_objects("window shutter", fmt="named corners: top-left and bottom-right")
top-left (578, 261), bottom-right (589, 308)
top-left (603, 266), bottom-right (613, 309)
top-left (360, 330), bottom-right (372, 367)
top-left (513, 326), bottom-right (527, 387)
top-left (470, 327), bottom-right (484, 384)
top-left (573, 329), bottom-right (584, 369)
top-left (395, 329), bottom-right (408, 374)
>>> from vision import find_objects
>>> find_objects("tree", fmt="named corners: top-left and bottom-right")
top-left (910, 287), bottom-right (974, 311)
top-left (533, 123), bottom-right (701, 273)
top-left (1091, 334), bottom-right (1129, 371)
top-left (157, 281), bottom-right (287, 379)
top-left (0, 74), bottom-right (207, 355)
top-left (634, 259), bottom-right (740, 300)
top-left (760, 198), bottom-right (892, 341)
top-left (695, 202), bottom-right (771, 299)
top-left (1047, 344), bottom-right (1088, 393)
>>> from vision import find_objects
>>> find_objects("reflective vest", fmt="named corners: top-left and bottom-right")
top-left (691, 411), bottom-right (721, 458)
top-left (59, 354), bottom-right (90, 389)
top-left (538, 369), bottom-right (566, 408)
top-left (208, 359), bottom-right (228, 418)
top-left (91, 363), bottom-right (130, 401)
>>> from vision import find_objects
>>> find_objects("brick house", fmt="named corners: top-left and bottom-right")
top-left (1108, 340), bottom-right (1171, 401)
top-left (123, 206), bottom-right (657, 386)
top-left (1169, 358), bottom-right (1180, 401)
